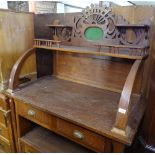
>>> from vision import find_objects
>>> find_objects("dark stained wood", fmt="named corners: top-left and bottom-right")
top-left (7, 5), bottom-right (150, 153)
top-left (20, 140), bottom-right (39, 153)
top-left (57, 118), bottom-right (105, 152)
top-left (16, 100), bottom-right (57, 132)
top-left (36, 48), bottom-right (53, 78)
top-left (20, 126), bottom-right (93, 153)
top-left (139, 61), bottom-right (155, 151)
top-left (12, 76), bottom-right (140, 145)
top-left (55, 52), bottom-right (141, 93)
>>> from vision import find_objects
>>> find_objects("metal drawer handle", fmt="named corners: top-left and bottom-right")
top-left (73, 130), bottom-right (84, 140)
top-left (27, 109), bottom-right (36, 116)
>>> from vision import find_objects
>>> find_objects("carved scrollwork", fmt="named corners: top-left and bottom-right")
top-left (73, 4), bottom-right (119, 42)
top-left (72, 3), bottom-right (150, 49)
top-left (118, 27), bottom-right (149, 47)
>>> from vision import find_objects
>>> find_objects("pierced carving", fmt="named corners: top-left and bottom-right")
top-left (72, 3), bottom-right (150, 50)
top-left (73, 4), bottom-right (119, 42)
top-left (117, 26), bottom-right (150, 47)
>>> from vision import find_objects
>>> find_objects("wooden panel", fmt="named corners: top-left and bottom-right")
top-left (36, 48), bottom-right (53, 78)
top-left (0, 110), bottom-right (7, 126)
top-left (57, 118), bottom-right (105, 152)
top-left (0, 137), bottom-right (11, 153)
top-left (19, 126), bottom-right (93, 153)
top-left (55, 52), bottom-right (136, 92)
top-left (20, 140), bottom-right (39, 153)
top-left (0, 124), bottom-right (9, 141)
top-left (12, 76), bottom-right (140, 144)
top-left (141, 61), bottom-right (155, 146)
top-left (0, 10), bottom-right (36, 89)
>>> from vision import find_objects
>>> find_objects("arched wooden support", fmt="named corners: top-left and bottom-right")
top-left (112, 59), bottom-right (142, 135)
top-left (8, 47), bottom-right (35, 91)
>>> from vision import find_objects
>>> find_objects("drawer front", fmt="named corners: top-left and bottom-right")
top-left (20, 140), bottom-right (39, 153)
top-left (57, 119), bottom-right (105, 152)
top-left (0, 124), bottom-right (10, 141)
top-left (16, 101), bottom-right (56, 130)
top-left (0, 138), bottom-right (11, 152)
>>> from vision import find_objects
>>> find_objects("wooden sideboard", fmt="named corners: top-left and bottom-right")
top-left (5, 4), bottom-right (151, 152)
top-left (6, 45), bottom-right (146, 152)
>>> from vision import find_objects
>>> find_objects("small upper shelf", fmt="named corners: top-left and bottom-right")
top-left (34, 39), bottom-right (148, 60)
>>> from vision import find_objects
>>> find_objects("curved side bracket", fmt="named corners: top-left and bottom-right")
top-left (8, 47), bottom-right (35, 91)
top-left (112, 59), bottom-right (142, 135)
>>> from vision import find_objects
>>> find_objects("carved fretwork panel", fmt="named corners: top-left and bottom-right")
top-left (73, 4), bottom-right (119, 44)
top-left (72, 3), bottom-right (150, 49)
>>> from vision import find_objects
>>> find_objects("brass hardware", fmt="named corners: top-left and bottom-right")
top-left (73, 130), bottom-right (84, 140)
top-left (27, 109), bottom-right (36, 116)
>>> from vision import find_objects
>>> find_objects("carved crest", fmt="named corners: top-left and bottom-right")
top-left (72, 3), bottom-right (150, 48)
top-left (73, 4), bottom-right (119, 42)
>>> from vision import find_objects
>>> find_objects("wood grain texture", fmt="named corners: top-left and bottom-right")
top-left (20, 126), bottom-right (93, 153)
top-left (141, 61), bottom-right (155, 147)
top-left (55, 52), bottom-right (142, 93)
top-left (57, 118), bottom-right (105, 152)
top-left (0, 10), bottom-right (36, 89)
top-left (8, 47), bottom-right (35, 91)
top-left (12, 76), bottom-right (140, 145)
top-left (113, 60), bottom-right (142, 131)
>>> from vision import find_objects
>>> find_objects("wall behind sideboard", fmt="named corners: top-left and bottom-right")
top-left (0, 9), bottom-right (36, 90)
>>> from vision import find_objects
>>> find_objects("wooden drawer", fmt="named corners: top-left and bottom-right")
top-left (0, 137), bottom-right (11, 152)
top-left (16, 101), bottom-right (56, 130)
top-left (57, 119), bottom-right (105, 152)
top-left (20, 140), bottom-right (39, 153)
top-left (0, 124), bottom-right (10, 140)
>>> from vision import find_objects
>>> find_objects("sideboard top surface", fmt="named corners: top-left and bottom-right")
top-left (11, 76), bottom-right (141, 145)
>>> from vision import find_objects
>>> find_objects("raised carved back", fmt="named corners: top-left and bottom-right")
top-left (71, 3), bottom-right (150, 51)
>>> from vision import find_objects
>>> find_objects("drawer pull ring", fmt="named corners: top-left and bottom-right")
top-left (73, 130), bottom-right (84, 140)
top-left (27, 109), bottom-right (36, 116)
